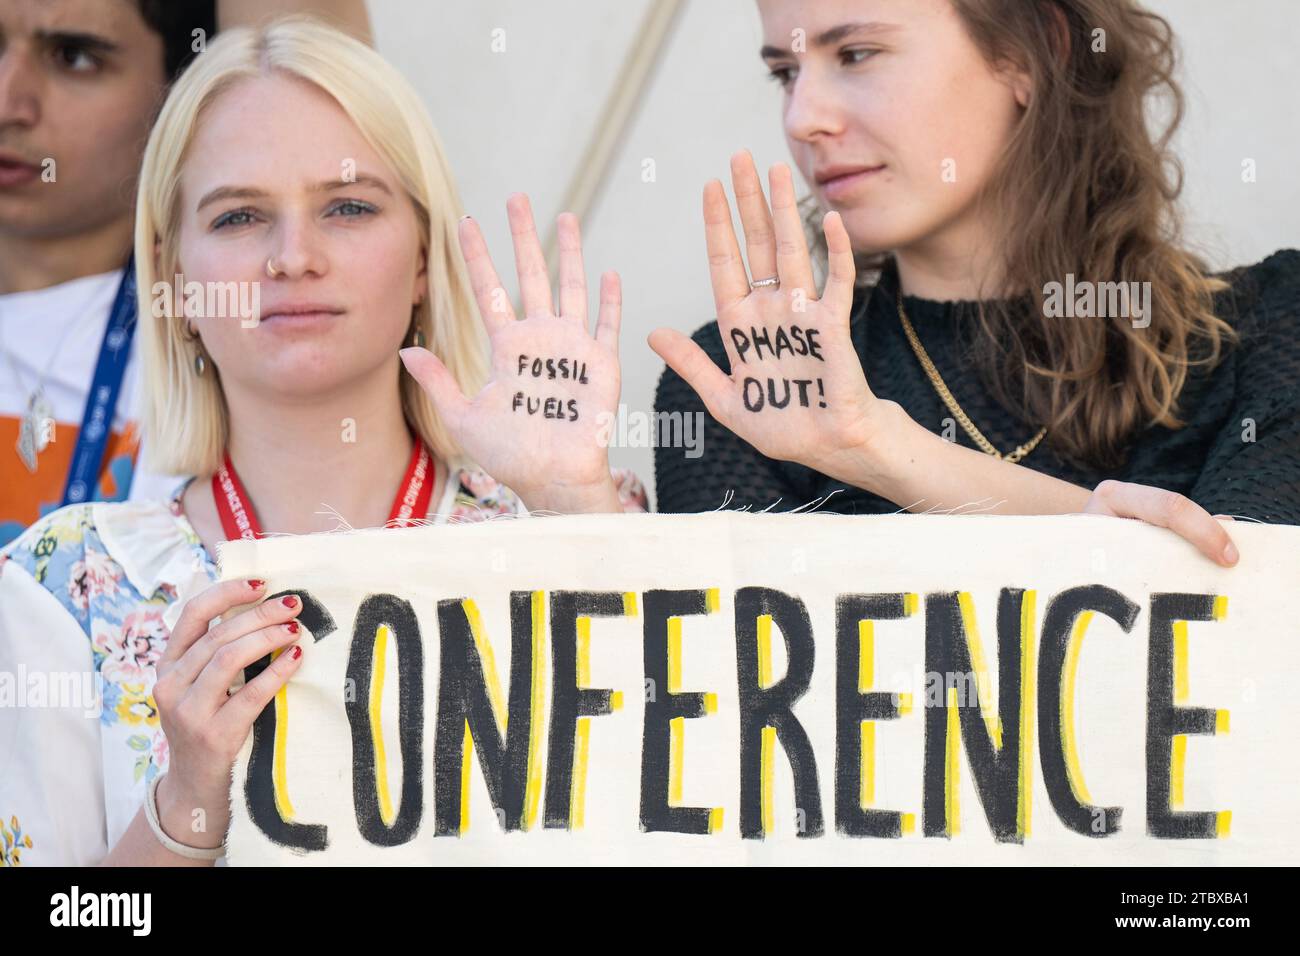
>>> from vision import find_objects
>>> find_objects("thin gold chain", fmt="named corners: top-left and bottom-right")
top-left (896, 288), bottom-right (1047, 464)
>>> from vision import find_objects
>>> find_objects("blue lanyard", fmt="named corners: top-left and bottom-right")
top-left (60, 257), bottom-right (137, 507)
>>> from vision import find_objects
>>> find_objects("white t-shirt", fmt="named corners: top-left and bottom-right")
top-left (0, 269), bottom-right (183, 547)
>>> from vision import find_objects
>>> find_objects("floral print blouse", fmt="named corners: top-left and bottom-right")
top-left (0, 465), bottom-right (647, 866)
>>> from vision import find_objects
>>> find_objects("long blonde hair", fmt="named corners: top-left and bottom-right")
top-left (135, 15), bottom-right (486, 476)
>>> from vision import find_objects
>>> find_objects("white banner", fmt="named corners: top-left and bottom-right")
top-left (219, 513), bottom-right (1300, 865)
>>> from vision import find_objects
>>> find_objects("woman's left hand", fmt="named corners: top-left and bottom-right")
top-left (1084, 480), bottom-right (1240, 567)
top-left (647, 152), bottom-right (892, 486)
top-left (400, 194), bottom-right (623, 514)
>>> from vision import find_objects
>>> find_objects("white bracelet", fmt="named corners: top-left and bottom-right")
top-left (145, 772), bottom-right (226, 861)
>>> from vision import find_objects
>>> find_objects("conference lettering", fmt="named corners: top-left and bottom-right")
top-left (239, 584), bottom-right (1231, 850)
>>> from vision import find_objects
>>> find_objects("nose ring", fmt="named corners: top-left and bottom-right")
top-left (266, 257), bottom-right (284, 278)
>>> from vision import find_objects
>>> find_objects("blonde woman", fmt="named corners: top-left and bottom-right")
top-left (652, 0), bottom-right (1298, 553)
top-left (0, 17), bottom-right (644, 866)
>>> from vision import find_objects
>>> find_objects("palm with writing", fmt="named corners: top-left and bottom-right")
top-left (649, 152), bottom-right (888, 484)
top-left (400, 194), bottom-right (624, 514)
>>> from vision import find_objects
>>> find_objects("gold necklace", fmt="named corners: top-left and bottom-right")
top-left (896, 288), bottom-right (1047, 464)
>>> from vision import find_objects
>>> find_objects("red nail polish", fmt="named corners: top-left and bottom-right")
top-left (282, 595), bottom-right (299, 609)
top-left (286, 620), bottom-right (300, 634)
top-left (290, 645), bottom-right (302, 660)
top-left (248, 579), bottom-right (265, 589)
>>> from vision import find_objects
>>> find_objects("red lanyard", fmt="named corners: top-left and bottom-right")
top-left (212, 436), bottom-right (436, 541)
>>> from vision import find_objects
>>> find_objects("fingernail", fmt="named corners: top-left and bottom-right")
top-left (290, 645), bottom-right (302, 661)
top-left (248, 579), bottom-right (265, 590)
top-left (282, 595), bottom-right (299, 609)
top-left (285, 620), bottom-right (300, 634)
top-left (1223, 541), bottom-right (1239, 564)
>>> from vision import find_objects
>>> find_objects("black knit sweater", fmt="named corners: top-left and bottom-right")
top-left (654, 250), bottom-right (1300, 524)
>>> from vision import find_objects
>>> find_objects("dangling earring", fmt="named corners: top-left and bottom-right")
top-left (182, 320), bottom-right (208, 375)
top-left (408, 303), bottom-right (426, 348)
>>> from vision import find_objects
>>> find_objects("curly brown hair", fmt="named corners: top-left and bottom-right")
top-left (807, 0), bottom-right (1237, 469)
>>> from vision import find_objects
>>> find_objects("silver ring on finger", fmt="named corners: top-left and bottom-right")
top-left (750, 276), bottom-right (781, 290)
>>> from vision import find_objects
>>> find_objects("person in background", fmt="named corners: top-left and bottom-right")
top-left (0, 0), bottom-right (372, 548)
top-left (651, 0), bottom-right (1298, 559)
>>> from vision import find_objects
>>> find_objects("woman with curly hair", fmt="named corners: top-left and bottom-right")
top-left (652, 0), bottom-right (1297, 556)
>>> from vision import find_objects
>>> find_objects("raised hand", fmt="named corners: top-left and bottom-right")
top-left (400, 194), bottom-right (623, 514)
top-left (648, 150), bottom-right (890, 483)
